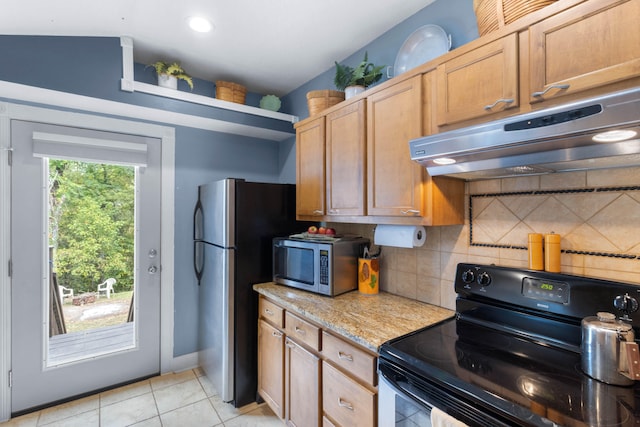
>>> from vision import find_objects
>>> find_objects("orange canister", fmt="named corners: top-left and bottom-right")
top-left (358, 258), bottom-right (379, 294)
top-left (528, 233), bottom-right (544, 271)
top-left (544, 232), bottom-right (561, 273)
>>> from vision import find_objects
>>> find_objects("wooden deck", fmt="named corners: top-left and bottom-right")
top-left (48, 322), bottom-right (135, 366)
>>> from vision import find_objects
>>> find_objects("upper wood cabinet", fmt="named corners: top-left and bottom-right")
top-left (436, 33), bottom-right (519, 127)
top-left (296, 117), bottom-right (325, 217)
top-left (529, 0), bottom-right (640, 105)
top-left (367, 75), bottom-right (425, 217)
top-left (326, 101), bottom-right (366, 216)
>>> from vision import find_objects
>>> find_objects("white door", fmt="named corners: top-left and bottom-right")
top-left (10, 120), bottom-right (162, 413)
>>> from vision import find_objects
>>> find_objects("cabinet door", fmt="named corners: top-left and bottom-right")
top-left (286, 337), bottom-right (321, 427)
top-left (258, 319), bottom-right (285, 419)
top-left (326, 101), bottom-right (366, 216)
top-left (436, 33), bottom-right (519, 126)
top-left (367, 75), bottom-right (424, 217)
top-left (529, 0), bottom-right (640, 104)
top-left (296, 117), bottom-right (326, 217)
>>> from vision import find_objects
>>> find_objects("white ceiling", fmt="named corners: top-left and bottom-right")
top-left (2, 0), bottom-right (436, 96)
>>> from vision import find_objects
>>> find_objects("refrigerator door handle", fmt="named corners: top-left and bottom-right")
top-left (194, 241), bottom-right (204, 285)
top-left (193, 197), bottom-right (203, 241)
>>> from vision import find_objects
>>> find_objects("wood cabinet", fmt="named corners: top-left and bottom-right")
top-left (257, 296), bottom-right (378, 427)
top-left (295, 79), bottom-right (464, 226)
top-left (366, 75), bottom-right (424, 218)
top-left (296, 117), bottom-right (325, 217)
top-left (529, 0), bottom-right (640, 105)
top-left (367, 76), bottom-right (465, 224)
top-left (296, 100), bottom-right (366, 218)
top-left (326, 101), bottom-right (366, 216)
top-left (436, 33), bottom-right (519, 126)
top-left (257, 319), bottom-right (284, 418)
top-left (322, 361), bottom-right (376, 427)
top-left (285, 337), bottom-right (321, 427)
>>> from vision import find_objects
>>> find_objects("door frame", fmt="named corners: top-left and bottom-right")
top-left (0, 101), bottom-right (175, 420)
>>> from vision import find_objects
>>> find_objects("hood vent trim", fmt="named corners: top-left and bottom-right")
top-left (409, 87), bottom-right (640, 180)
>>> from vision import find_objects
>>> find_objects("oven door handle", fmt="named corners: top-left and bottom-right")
top-left (378, 365), bottom-right (435, 411)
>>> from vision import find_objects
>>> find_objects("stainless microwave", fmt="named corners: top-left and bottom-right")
top-left (273, 236), bottom-right (370, 296)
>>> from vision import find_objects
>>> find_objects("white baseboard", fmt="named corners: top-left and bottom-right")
top-left (169, 351), bottom-right (200, 374)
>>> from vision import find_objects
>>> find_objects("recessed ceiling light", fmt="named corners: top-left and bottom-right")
top-left (433, 157), bottom-right (456, 165)
top-left (188, 16), bottom-right (213, 33)
top-left (592, 129), bottom-right (637, 143)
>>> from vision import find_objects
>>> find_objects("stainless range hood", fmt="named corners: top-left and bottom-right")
top-left (409, 87), bottom-right (640, 180)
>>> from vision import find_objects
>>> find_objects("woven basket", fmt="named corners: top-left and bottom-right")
top-left (306, 90), bottom-right (345, 116)
top-left (216, 81), bottom-right (247, 104)
top-left (473, 0), bottom-right (557, 36)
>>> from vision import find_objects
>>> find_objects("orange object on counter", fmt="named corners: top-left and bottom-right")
top-left (358, 258), bottom-right (379, 294)
top-left (528, 233), bottom-right (544, 271)
top-left (544, 232), bottom-right (561, 273)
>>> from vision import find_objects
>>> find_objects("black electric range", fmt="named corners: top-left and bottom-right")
top-left (379, 263), bottom-right (640, 426)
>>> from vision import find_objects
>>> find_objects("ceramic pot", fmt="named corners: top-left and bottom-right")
top-left (157, 74), bottom-right (178, 90)
top-left (345, 85), bottom-right (365, 99)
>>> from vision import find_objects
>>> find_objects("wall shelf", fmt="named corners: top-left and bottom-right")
top-left (119, 37), bottom-right (298, 140)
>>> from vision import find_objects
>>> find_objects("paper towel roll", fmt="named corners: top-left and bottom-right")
top-left (374, 225), bottom-right (426, 248)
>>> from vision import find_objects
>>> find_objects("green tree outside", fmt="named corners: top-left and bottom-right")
top-left (49, 160), bottom-right (135, 294)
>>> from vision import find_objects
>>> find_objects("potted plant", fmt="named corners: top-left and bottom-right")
top-left (334, 52), bottom-right (385, 99)
top-left (148, 61), bottom-right (194, 91)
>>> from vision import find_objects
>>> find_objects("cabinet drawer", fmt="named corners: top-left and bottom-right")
top-left (285, 311), bottom-right (321, 351)
top-left (323, 361), bottom-right (376, 427)
top-left (259, 297), bottom-right (284, 329)
top-left (322, 331), bottom-right (376, 387)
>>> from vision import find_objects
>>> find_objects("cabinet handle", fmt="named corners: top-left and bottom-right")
top-left (264, 308), bottom-right (274, 316)
top-left (532, 83), bottom-right (570, 98)
top-left (285, 339), bottom-right (296, 349)
top-left (338, 351), bottom-right (354, 362)
top-left (313, 210), bottom-right (324, 215)
top-left (338, 398), bottom-right (354, 411)
top-left (272, 330), bottom-right (283, 339)
top-left (400, 209), bottom-right (420, 216)
top-left (483, 98), bottom-right (514, 111)
top-left (294, 326), bottom-right (306, 335)
top-left (328, 209), bottom-right (339, 214)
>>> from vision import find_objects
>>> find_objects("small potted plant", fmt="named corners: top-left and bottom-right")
top-left (334, 52), bottom-right (385, 99)
top-left (148, 61), bottom-right (194, 91)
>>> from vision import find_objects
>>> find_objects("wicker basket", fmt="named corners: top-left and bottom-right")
top-left (473, 0), bottom-right (557, 36)
top-left (216, 81), bottom-right (247, 104)
top-left (306, 90), bottom-right (345, 116)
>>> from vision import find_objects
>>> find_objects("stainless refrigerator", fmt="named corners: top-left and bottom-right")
top-left (193, 178), bottom-right (306, 407)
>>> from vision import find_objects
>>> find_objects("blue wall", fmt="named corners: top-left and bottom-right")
top-left (0, 0), bottom-right (479, 358)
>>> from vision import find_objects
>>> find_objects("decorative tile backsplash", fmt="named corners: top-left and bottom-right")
top-left (470, 187), bottom-right (640, 258)
top-left (331, 166), bottom-right (640, 311)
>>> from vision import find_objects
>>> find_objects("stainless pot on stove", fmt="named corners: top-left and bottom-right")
top-left (581, 312), bottom-right (640, 386)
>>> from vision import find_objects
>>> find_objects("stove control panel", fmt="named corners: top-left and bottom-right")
top-left (454, 263), bottom-right (640, 327)
top-left (522, 277), bottom-right (569, 304)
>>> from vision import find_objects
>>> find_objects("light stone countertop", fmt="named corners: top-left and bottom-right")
top-left (253, 282), bottom-right (455, 353)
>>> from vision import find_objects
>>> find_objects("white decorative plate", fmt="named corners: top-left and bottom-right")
top-left (394, 24), bottom-right (451, 77)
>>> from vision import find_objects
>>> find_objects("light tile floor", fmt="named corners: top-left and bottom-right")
top-left (0, 368), bottom-right (284, 427)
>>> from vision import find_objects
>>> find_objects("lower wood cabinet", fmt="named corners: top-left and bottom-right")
top-left (322, 361), bottom-right (376, 427)
top-left (285, 337), bottom-right (321, 427)
top-left (257, 319), bottom-right (284, 418)
top-left (257, 296), bottom-right (378, 427)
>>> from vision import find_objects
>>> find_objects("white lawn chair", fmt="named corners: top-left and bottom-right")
top-left (97, 278), bottom-right (116, 299)
top-left (59, 285), bottom-right (74, 300)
